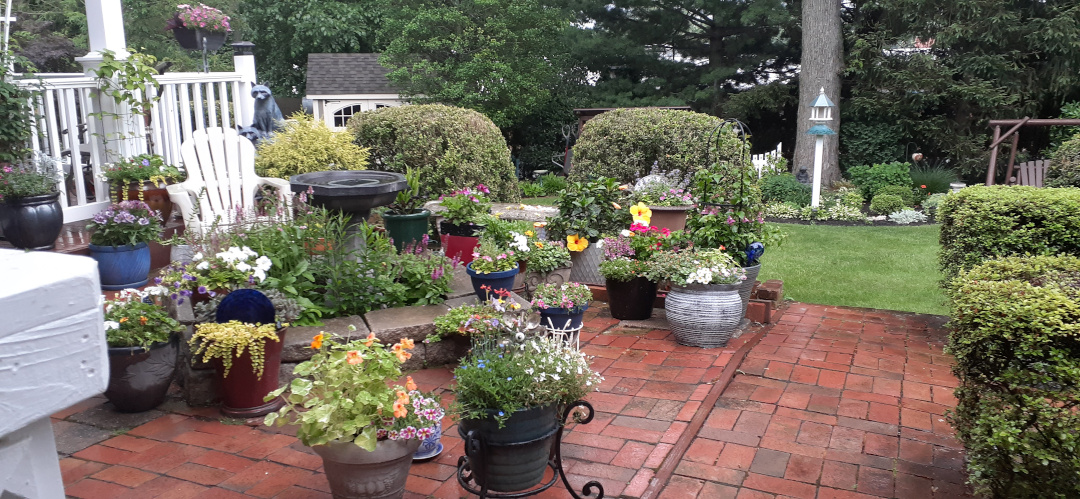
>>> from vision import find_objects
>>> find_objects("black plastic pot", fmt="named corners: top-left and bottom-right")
top-left (606, 276), bottom-right (658, 320)
top-left (0, 192), bottom-right (64, 250)
top-left (458, 404), bottom-right (559, 492)
top-left (105, 335), bottom-right (178, 413)
top-left (172, 27), bottom-right (228, 51)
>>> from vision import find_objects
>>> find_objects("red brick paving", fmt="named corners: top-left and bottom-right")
top-left (55, 302), bottom-right (971, 498)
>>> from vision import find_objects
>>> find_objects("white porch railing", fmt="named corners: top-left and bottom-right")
top-left (16, 71), bottom-right (250, 221)
top-left (751, 143), bottom-right (783, 178)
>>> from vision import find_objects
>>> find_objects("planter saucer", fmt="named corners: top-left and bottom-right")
top-left (412, 442), bottom-right (443, 461)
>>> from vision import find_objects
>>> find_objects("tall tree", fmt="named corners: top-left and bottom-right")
top-left (794, 0), bottom-right (842, 185)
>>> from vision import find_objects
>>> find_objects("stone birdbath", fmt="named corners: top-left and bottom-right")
top-left (290, 171), bottom-right (408, 250)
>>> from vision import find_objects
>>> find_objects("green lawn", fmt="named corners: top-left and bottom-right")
top-left (757, 223), bottom-right (948, 316)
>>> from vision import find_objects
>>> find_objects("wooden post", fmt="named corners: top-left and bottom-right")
top-left (986, 126), bottom-right (1001, 185)
top-left (1003, 133), bottom-right (1020, 184)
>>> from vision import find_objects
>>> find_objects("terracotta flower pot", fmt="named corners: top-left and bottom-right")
top-left (214, 328), bottom-right (287, 418)
top-left (648, 205), bottom-right (693, 231)
top-left (117, 180), bottom-right (174, 223)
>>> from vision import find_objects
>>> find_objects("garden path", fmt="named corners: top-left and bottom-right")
top-left (54, 302), bottom-right (971, 498)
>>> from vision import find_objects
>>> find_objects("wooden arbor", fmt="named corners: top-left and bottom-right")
top-left (985, 118), bottom-right (1080, 186)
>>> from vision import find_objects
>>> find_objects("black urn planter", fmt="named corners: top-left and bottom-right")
top-left (0, 192), bottom-right (64, 250)
top-left (606, 276), bottom-right (659, 320)
top-left (458, 404), bottom-right (559, 492)
top-left (172, 27), bottom-right (228, 51)
top-left (105, 335), bottom-right (179, 413)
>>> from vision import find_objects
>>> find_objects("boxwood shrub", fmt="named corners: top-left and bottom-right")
top-left (569, 108), bottom-right (745, 183)
top-left (946, 255), bottom-right (1080, 498)
top-left (1047, 134), bottom-right (1080, 188)
top-left (846, 161), bottom-right (911, 201)
top-left (937, 186), bottom-right (1080, 281)
top-left (348, 104), bottom-right (519, 201)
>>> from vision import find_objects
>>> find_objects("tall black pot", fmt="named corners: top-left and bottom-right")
top-left (458, 404), bottom-right (559, 492)
top-left (0, 192), bottom-right (64, 250)
top-left (105, 335), bottom-right (179, 413)
top-left (606, 276), bottom-right (658, 320)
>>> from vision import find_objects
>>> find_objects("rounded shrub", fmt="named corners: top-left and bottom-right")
top-left (761, 173), bottom-right (811, 206)
top-left (846, 161), bottom-right (912, 201)
top-left (570, 108), bottom-right (744, 183)
top-left (869, 193), bottom-right (904, 215)
top-left (874, 184), bottom-right (914, 206)
top-left (254, 113), bottom-right (370, 180)
top-left (348, 104), bottom-right (519, 201)
top-left (1047, 133), bottom-right (1080, 187)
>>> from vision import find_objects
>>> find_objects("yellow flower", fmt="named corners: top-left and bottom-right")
top-left (310, 333), bottom-right (324, 349)
top-left (525, 230), bottom-right (534, 237)
top-left (567, 234), bottom-right (589, 252)
top-left (535, 241), bottom-right (545, 249)
top-left (630, 202), bottom-right (652, 220)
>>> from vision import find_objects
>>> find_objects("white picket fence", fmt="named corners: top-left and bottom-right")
top-left (16, 72), bottom-right (250, 221)
top-left (751, 143), bottom-right (783, 178)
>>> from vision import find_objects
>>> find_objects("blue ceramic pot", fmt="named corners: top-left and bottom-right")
top-left (539, 304), bottom-right (589, 330)
top-left (89, 242), bottom-right (151, 290)
top-left (465, 263), bottom-right (519, 301)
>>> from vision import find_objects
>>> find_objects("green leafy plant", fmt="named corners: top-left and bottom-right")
top-left (91, 50), bottom-right (161, 151)
top-left (265, 332), bottom-right (442, 452)
top-left (189, 320), bottom-right (280, 378)
top-left (875, 184), bottom-right (914, 206)
top-left (921, 192), bottom-right (949, 214)
top-left (395, 240), bottom-right (455, 305)
top-left (254, 113), bottom-right (370, 180)
top-left (439, 185), bottom-right (492, 225)
top-left (87, 200), bottom-right (164, 247)
top-left (429, 302), bottom-right (500, 343)
top-left (349, 104), bottom-right (519, 202)
top-left (538, 173), bottom-right (567, 195)
top-left (645, 248), bottom-right (746, 286)
top-left (103, 288), bottom-right (183, 348)
top-left (546, 177), bottom-right (632, 243)
top-left (387, 166), bottom-right (425, 215)
top-left (524, 240), bottom-right (571, 274)
top-left (761, 173), bottom-right (811, 206)
top-left (869, 193), bottom-right (904, 215)
top-left (846, 162), bottom-right (912, 201)
top-left (0, 55), bottom-right (33, 164)
top-left (909, 163), bottom-right (957, 195)
top-left (946, 255), bottom-right (1080, 498)
top-left (521, 181), bottom-right (545, 197)
top-left (0, 156), bottom-right (60, 201)
top-left (1047, 133), bottom-right (1080, 188)
top-left (531, 282), bottom-right (592, 312)
top-left (100, 154), bottom-right (185, 194)
top-left (477, 215), bottom-right (532, 249)
top-left (887, 209), bottom-right (927, 224)
top-left (598, 258), bottom-right (650, 282)
top-left (468, 239), bottom-right (518, 274)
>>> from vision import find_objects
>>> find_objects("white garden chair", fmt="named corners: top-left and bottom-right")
top-left (167, 127), bottom-right (292, 235)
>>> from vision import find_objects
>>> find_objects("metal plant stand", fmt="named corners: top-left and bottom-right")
top-left (456, 400), bottom-right (605, 499)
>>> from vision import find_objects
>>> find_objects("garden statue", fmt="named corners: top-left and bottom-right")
top-left (250, 84), bottom-right (284, 138)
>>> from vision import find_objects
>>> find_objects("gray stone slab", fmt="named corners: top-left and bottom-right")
top-left (444, 295), bottom-right (481, 308)
top-left (423, 335), bottom-right (470, 367)
top-left (67, 404), bottom-right (166, 431)
top-left (181, 365), bottom-right (220, 406)
top-left (423, 201), bottom-right (557, 223)
top-left (619, 308), bottom-right (668, 329)
top-left (363, 303), bottom-right (449, 346)
top-left (282, 316), bottom-right (369, 362)
top-left (447, 265), bottom-right (476, 300)
top-left (51, 420), bottom-right (114, 456)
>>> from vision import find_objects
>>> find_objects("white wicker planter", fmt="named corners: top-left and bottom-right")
top-left (666, 283), bottom-right (742, 348)
top-left (569, 242), bottom-right (604, 286)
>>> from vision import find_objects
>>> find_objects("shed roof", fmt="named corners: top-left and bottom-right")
top-left (305, 53), bottom-right (398, 96)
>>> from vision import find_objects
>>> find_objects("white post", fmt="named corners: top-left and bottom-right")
top-left (232, 42), bottom-right (256, 127)
top-left (811, 135), bottom-right (824, 207)
top-left (76, 0), bottom-right (138, 162)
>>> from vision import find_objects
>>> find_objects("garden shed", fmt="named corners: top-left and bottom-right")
top-left (305, 53), bottom-right (407, 129)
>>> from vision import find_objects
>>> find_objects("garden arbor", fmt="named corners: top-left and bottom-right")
top-left (984, 118), bottom-right (1080, 186)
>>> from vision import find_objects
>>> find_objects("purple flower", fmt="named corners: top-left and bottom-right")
top-left (141, 159), bottom-right (150, 166)
top-left (197, 286), bottom-right (208, 294)
top-left (154, 277), bottom-right (163, 284)
top-left (137, 218), bottom-right (150, 226)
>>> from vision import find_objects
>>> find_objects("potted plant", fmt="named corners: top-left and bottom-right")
top-left (546, 177), bottom-right (631, 285)
top-left (521, 239), bottom-right (573, 299)
top-left (166, 3), bottom-right (231, 51)
top-left (101, 154), bottom-right (185, 223)
top-left (103, 288), bottom-right (184, 412)
top-left (157, 245), bottom-right (274, 304)
top-left (647, 248), bottom-right (747, 348)
top-left (0, 157), bottom-right (63, 250)
top-left (438, 185), bottom-right (491, 263)
top-left (453, 310), bottom-right (603, 493)
top-left (265, 332), bottom-right (442, 499)
top-left (87, 200), bottom-right (163, 290)
top-left (189, 318), bottom-right (285, 417)
top-left (382, 167), bottom-right (430, 252)
top-left (631, 164), bottom-right (694, 230)
top-left (532, 282), bottom-right (592, 331)
top-left (597, 219), bottom-right (677, 320)
top-left (465, 239), bottom-right (519, 301)
top-left (478, 216), bottom-right (534, 293)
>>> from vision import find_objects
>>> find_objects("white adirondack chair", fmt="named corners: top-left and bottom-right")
top-left (167, 127), bottom-right (292, 234)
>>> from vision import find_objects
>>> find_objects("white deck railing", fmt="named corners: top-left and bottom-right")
top-left (16, 71), bottom-right (249, 221)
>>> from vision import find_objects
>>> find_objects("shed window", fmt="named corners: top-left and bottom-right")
top-left (332, 104), bottom-right (365, 127)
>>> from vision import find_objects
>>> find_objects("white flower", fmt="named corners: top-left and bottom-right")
top-left (144, 285), bottom-right (166, 296)
top-left (509, 233), bottom-right (530, 252)
top-left (196, 261), bottom-right (210, 270)
top-left (620, 229), bottom-right (631, 237)
top-left (192, 252), bottom-right (204, 261)
top-left (252, 268), bottom-right (267, 282)
top-left (104, 321), bottom-right (120, 330)
top-left (254, 256), bottom-right (272, 271)
top-left (235, 262), bottom-right (252, 272)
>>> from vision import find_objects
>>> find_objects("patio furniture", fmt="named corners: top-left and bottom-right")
top-left (1012, 160), bottom-right (1049, 187)
top-left (167, 127), bottom-right (291, 235)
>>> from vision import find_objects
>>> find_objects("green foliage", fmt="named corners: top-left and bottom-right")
top-left (524, 240), bottom-right (571, 274)
top-left (531, 282), bottom-right (592, 311)
top-left (946, 255), bottom-right (1080, 498)
top-left (546, 177), bottom-right (632, 242)
top-left (570, 109), bottom-right (738, 183)
top-left (266, 334), bottom-right (442, 451)
top-left (875, 184), bottom-right (914, 206)
top-left (349, 104), bottom-right (519, 202)
top-left (254, 113), bottom-right (369, 180)
top-left (598, 258), bottom-right (649, 282)
top-left (0, 157), bottom-right (59, 200)
top-left (937, 186), bottom-right (1080, 281)
top-left (88, 201), bottom-right (164, 247)
top-left (0, 57), bottom-right (33, 163)
top-left (101, 154), bottom-right (184, 189)
top-left (477, 216), bottom-right (531, 249)
top-left (909, 164), bottom-right (958, 195)
top-left (538, 173), bottom-right (567, 196)
top-left (1049, 102), bottom-right (1080, 151)
top-left (846, 162), bottom-right (912, 201)
top-left (921, 192), bottom-right (949, 215)
top-left (103, 290), bottom-right (183, 348)
top-left (869, 194), bottom-right (904, 215)
top-left (1047, 134), bottom-right (1080, 188)
top-left (190, 321), bottom-right (279, 378)
top-left (91, 49), bottom-right (161, 123)
top-left (645, 248), bottom-right (745, 286)
top-left (388, 167), bottom-right (424, 215)
top-left (761, 173), bottom-right (811, 206)
top-left (379, 0), bottom-right (568, 131)
top-left (439, 185), bottom-right (493, 226)
top-left (521, 181), bottom-right (545, 198)
top-left (467, 239), bottom-right (518, 274)
top-left (431, 302), bottom-right (498, 343)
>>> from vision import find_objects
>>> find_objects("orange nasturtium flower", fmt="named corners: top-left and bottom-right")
top-left (535, 241), bottom-right (545, 249)
top-left (346, 350), bottom-right (363, 365)
top-left (612, 202), bottom-right (622, 210)
top-left (310, 333), bottom-right (324, 349)
top-left (618, 184), bottom-right (629, 191)
top-left (391, 343), bottom-right (413, 362)
top-left (400, 338), bottom-right (415, 350)
top-left (363, 332), bottom-right (377, 347)
top-left (393, 400), bottom-right (408, 418)
top-left (139, 316), bottom-right (148, 325)
top-left (119, 317), bottom-right (129, 323)
top-left (406, 376), bottom-right (418, 391)
top-left (566, 234), bottom-right (589, 252)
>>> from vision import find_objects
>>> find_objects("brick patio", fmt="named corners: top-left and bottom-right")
top-left (54, 302), bottom-right (972, 498)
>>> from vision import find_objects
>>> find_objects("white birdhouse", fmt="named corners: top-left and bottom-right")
top-left (809, 87), bottom-right (835, 122)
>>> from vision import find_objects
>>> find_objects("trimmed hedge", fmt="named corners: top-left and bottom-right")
top-left (1047, 134), bottom-right (1080, 188)
top-left (348, 104), bottom-right (519, 202)
top-left (946, 255), bottom-right (1080, 498)
top-left (937, 186), bottom-right (1080, 281)
top-left (569, 108), bottom-right (745, 183)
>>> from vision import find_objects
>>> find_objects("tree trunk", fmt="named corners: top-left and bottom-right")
top-left (793, 0), bottom-right (843, 186)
